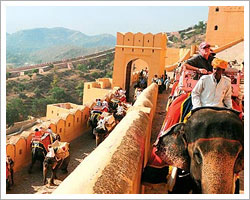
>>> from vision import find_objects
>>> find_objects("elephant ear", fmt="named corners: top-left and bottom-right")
top-left (155, 123), bottom-right (190, 171)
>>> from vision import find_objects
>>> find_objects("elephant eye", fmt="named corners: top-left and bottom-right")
top-left (194, 150), bottom-right (202, 165)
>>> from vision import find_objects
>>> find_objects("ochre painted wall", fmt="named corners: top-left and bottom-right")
top-left (165, 48), bottom-right (181, 66)
top-left (206, 6), bottom-right (244, 47)
top-left (6, 105), bottom-right (91, 172)
top-left (113, 32), bottom-right (167, 89)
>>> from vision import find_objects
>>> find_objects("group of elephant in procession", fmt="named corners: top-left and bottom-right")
top-left (88, 89), bottom-right (132, 147)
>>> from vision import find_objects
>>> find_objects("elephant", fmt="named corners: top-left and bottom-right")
top-left (43, 155), bottom-right (70, 185)
top-left (28, 133), bottom-right (60, 173)
top-left (43, 142), bottom-right (70, 185)
top-left (88, 111), bottom-right (102, 138)
top-left (28, 141), bottom-right (47, 173)
top-left (154, 107), bottom-right (244, 194)
top-left (93, 127), bottom-right (108, 147)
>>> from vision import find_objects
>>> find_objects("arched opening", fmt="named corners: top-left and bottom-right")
top-left (125, 59), bottom-right (149, 102)
top-left (214, 25), bottom-right (218, 30)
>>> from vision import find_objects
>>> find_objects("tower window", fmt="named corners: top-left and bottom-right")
top-left (214, 25), bottom-right (218, 30)
top-left (215, 7), bottom-right (219, 12)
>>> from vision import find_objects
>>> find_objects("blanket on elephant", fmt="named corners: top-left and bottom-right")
top-left (51, 141), bottom-right (70, 160)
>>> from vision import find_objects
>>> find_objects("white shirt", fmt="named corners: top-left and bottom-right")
top-left (102, 100), bottom-right (108, 107)
top-left (191, 74), bottom-right (232, 109)
top-left (117, 105), bottom-right (125, 115)
top-left (96, 115), bottom-right (112, 130)
top-left (46, 147), bottom-right (55, 157)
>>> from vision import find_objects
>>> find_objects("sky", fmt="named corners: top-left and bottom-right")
top-left (6, 5), bottom-right (209, 36)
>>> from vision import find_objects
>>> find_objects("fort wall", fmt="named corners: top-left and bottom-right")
top-left (206, 6), bottom-right (244, 47)
top-left (83, 78), bottom-right (113, 104)
top-left (53, 83), bottom-right (158, 194)
top-left (6, 104), bottom-right (91, 172)
top-left (113, 32), bottom-right (167, 89)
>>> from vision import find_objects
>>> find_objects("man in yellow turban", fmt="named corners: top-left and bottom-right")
top-left (191, 58), bottom-right (232, 109)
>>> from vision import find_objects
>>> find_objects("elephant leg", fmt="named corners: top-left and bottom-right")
top-left (10, 170), bottom-right (14, 186)
top-left (40, 160), bottom-right (44, 171)
top-left (43, 163), bottom-right (48, 185)
top-left (96, 134), bottom-right (100, 147)
top-left (6, 179), bottom-right (10, 190)
top-left (28, 159), bottom-right (36, 174)
top-left (61, 157), bottom-right (70, 174)
top-left (50, 168), bottom-right (57, 185)
top-left (92, 127), bottom-right (96, 139)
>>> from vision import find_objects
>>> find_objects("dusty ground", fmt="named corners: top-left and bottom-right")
top-left (7, 129), bottom-right (95, 194)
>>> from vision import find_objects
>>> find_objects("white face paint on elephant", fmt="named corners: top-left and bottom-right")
top-left (155, 107), bottom-right (244, 194)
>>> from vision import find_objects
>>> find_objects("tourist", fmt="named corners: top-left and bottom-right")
top-left (192, 58), bottom-right (232, 109)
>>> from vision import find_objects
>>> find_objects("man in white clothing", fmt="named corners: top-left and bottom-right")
top-left (192, 58), bottom-right (232, 109)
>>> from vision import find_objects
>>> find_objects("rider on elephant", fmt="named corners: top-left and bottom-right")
top-left (114, 102), bottom-right (126, 122)
top-left (102, 100), bottom-right (109, 113)
top-left (94, 115), bottom-right (113, 146)
top-left (192, 58), bottom-right (232, 109)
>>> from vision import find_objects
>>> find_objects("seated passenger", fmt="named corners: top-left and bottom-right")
top-left (181, 42), bottom-right (215, 74)
top-left (192, 58), bottom-right (232, 109)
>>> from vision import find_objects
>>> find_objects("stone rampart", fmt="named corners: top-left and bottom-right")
top-left (6, 105), bottom-right (90, 172)
top-left (53, 83), bottom-right (158, 194)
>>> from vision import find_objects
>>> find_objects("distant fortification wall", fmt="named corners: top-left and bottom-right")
top-left (7, 48), bottom-right (115, 79)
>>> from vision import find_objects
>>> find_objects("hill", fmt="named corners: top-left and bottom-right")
top-left (7, 27), bottom-right (116, 68)
top-left (6, 53), bottom-right (114, 127)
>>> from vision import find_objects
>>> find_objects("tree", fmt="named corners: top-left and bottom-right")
top-left (6, 72), bottom-right (11, 79)
top-left (32, 69), bottom-right (39, 73)
top-left (75, 81), bottom-right (84, 98)
top-left (51, 74), bottom-right (59, 88)
top-left (49, 87), bottom-right (67, 102)
top-left (6, 98), bottom-right (27, 127)
top-left (77, 64), bottom-right (88, 72)
top-left (105, 71), bottom-right (113, 78)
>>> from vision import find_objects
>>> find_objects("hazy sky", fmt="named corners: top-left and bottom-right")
top-left (6, 6), bottom-right (209, 36)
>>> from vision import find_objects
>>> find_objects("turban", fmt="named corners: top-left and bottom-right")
top-left (212, 58), bottom-right (228, 69)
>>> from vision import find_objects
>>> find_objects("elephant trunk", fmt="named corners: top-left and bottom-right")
top-left (201, 152), bottom-right (236, 194)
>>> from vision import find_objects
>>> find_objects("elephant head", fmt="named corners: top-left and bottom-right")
top-left (155, 107), bottom-right (244, 194)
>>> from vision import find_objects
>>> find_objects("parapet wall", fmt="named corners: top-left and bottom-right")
top-left (53, 83), bottom-right (158, 194)
top-left (83, 78), bottom-right (113, 105)
top-left (6, 105), bottom-right (90, 172)
top-left (117, 32), bottom-right (166, 49)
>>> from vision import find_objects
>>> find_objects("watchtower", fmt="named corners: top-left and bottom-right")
top-left (206, 6), bottom-right (244, 46)
top-left (112, 32), bottom-right (167, 99)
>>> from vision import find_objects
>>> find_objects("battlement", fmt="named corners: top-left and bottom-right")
top-left (116, 32), bottom-right (167, 49)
